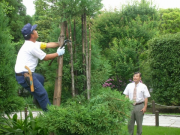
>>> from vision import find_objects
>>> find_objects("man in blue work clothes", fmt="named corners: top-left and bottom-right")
top-left (15, 23), bottom-right (65, 111)
top-left (123, 72), bottom-right (150, 135)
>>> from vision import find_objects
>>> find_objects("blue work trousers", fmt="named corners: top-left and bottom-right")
top-left (15, 72), bottom-right (51, 111)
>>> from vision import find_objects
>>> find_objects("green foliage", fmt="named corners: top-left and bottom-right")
top-left (104, 37), bottom-right (139, 91)
top-left (148, 32), bottom-right (180, 105)
top-left (45, 0), bottom-right (103, 20)
top-left (5, 0), bottom-right (33, 43)
top-left (0, 0), bottom-right (14, 14)
top-left (0, 5), bottom-right (25, 114)
top-left (33, 0), bottom-right (55, 42)
top-left (159, 8), bottom-right (180, 34)
top-left (38, 88), bottom-right (132, 135)
top-left (93, 0), bottom-right (160, 88)
top-left (0, 109), bottom-right (48, 135)
top-left (89, 38), bottom-right (112, 89)
top-left (122, 0), bottom-right (159, 22)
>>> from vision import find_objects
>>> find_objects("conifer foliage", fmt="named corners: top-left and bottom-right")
top-left (0, 5), bottom-right (24, 114)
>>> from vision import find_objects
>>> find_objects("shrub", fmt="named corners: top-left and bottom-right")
top-left (149, 32), bottom-right (180, 105)
top-left (0, 109), bottom-right (47, 135)
top-left (38, 88), bottom-right (132, 135)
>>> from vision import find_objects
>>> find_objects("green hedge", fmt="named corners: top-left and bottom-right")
top-left (38, 88), bottom-right (132, 135)
top-left (149, 32), bottom-right (180, 105)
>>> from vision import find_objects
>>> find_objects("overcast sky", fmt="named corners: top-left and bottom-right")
top-left (22, 0), bottom-right (180, 16)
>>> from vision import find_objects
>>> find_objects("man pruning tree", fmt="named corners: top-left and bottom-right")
top-left (15, 23), bottom-right (65, 111)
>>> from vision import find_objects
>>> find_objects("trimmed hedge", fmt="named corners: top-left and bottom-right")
top-left (149, 32), bottom-right (180, 105)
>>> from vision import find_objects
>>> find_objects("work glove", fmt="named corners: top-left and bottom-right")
top-left (57, 47), bottom-right (65, 56)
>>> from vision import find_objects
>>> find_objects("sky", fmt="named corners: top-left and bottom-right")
top-left (22, 0), bottom-right (180, 16)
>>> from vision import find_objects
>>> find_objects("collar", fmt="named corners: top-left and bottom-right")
top-left (134, 82), bottom-right (141, 87)
top-left (25, 40), bottom-right (36, 43)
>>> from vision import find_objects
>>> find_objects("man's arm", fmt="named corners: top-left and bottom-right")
top-left (141, 98), bottom-right (148, 113)
top-left (46, 42), bottom-right (59, 48)
top-left (43, 53), bottom-right (58, 61)
top-left (43, 46), bottom-right (65, 61)
top-left (125, 95), bottom-right (129, 98)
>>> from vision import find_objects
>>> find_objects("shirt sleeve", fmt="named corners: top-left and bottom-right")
top-left (31, 42), bottom-right (46, 60)
top-left (143, 85), bottom-right (151, 98)
top-left (123, 84), bottom-right (129, 96)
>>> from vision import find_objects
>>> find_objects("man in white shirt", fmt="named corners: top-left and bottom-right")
top-left (123, 72), bottom-right (150, 135)
top-left (15, 23), bottom-right (65, 111)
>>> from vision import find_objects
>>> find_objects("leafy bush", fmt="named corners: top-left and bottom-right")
top-left (0, 109), bottom-right (47, 135)
top-left (149, 32), bottom-right (180, 105)
top-left (38, 88), bottom-right (132, 135)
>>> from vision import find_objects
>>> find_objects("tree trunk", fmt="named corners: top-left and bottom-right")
top-left (66, 22), bottom-right (71, 52)
top-left (84, 13), bottom-right (90, 100)
top-left (82, 14), bottom-right (86, 92)
top-left (70, 19), bottom-right (75, 97)
top-left (88, 24), bottom-right (91, 92)
top-left (74, 19), bottom-right (78, 95)
top-left (53, 22), bottom-right (65, 106)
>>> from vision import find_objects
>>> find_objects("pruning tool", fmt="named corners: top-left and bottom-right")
top-left (48, 39), bottom-right (71, 66)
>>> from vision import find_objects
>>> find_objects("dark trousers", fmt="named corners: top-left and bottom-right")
top-left (15, 72), bottom-right (51, 111)
top-left (128, 103), bottom-right (144, 135)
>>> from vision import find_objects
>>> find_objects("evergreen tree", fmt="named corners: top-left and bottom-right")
top-left (0, 4), bottom-right (25, 114)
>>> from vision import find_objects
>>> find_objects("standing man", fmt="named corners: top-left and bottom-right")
top-left (15, 23), bottom-right (65, 111)
top-left (123, 72), bottom-right (150, 135)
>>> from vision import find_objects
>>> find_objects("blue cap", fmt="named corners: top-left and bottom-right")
top-left (21, 23), bottom-right (37, 37)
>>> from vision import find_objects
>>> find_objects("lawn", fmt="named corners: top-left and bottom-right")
top-left (133, 125), bottom-right (180, 135)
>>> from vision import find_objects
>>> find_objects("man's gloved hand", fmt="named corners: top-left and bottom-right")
top-left (57, 47), bottom-right (65, 56)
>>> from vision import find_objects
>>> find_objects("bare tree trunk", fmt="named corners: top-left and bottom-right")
top-left (82, 14), bottom-right (86, 92)
top-left (65, 22), bottom-right (70, 52)
top-left (74, 19), bottom-right (76, 60)
top-left (70, 19), bottom-right (75, 97)
top-left (88, 24), bottom-right (91, 91)
top-left (84, 13), bottom-right (90, 100)
top-left (53, 22), bottom-right (65, 106)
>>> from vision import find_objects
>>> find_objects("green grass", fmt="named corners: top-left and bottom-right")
top-left (133, 125), bottom-right (180, 135)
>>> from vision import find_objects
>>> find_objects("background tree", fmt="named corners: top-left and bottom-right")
top-left (93, 0), bottom-right (160, 91)
top-left (159, 8), bottom-right (180, 34)
top-left (0, 3), bottom-right (25, 114)
top-left (5, 0), bottom-right (32, 43)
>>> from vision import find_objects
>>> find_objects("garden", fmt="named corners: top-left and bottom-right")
top-left (1, 0), bottom-right (180, 134)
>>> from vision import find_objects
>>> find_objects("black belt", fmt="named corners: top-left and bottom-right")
top-left (134, 102), bottom-right (144, 105)
top-left (15, 72), bottom-right (28, 76)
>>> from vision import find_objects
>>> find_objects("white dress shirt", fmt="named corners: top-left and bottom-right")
top-left (123, 82), bottom-right (150, 103)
